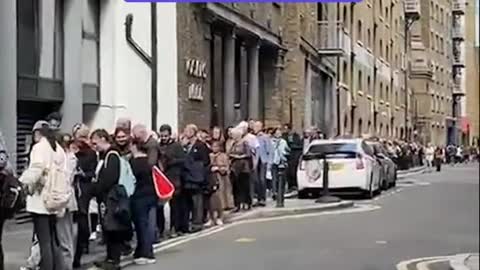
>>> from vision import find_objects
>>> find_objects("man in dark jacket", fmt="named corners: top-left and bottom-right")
top-left (90, 129), bottom-right (130, 270)
top-left (181, 124), bottom-right (210, 232)
top-left (158, 124), bottom-right (187, 236)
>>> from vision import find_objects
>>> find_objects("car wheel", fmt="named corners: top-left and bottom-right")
top-left (298, 189), bottom-right (310, 199)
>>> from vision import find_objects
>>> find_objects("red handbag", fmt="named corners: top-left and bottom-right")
top-left (152, 166), bottom-right (175, 200)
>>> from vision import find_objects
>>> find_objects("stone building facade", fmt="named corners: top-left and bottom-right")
top-left (176, 3), bottom-right (284, 130)
top-left (464, 0), bottom-right (479, 145)
top-left (409, 0), bottom-right (458, 145)
top-left (176, 3), bottom-right (338, 135)
top-left (333, 0), bottom-right (409, 139)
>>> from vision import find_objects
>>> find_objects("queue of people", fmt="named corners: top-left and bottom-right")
top-left (0, 116), bottom-right (295, 270)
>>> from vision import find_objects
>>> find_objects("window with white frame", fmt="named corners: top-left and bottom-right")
top-left (82, 0), bottom-right (100, 101)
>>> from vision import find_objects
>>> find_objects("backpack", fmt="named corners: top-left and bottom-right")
top-left (42, 147), bottom-right (72, 215)
top-left (105, 151), bottom-right (136, 197)
top-left (0, 172), bottom-right (27, 218)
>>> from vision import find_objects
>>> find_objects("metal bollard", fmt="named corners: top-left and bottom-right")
top-left (315, 156), bottom-right (341, 203)
top-left (276, 165), bottom-right (286, 208)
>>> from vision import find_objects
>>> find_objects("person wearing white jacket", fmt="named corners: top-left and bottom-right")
top-left (19, 121), bottom-right (68, 270)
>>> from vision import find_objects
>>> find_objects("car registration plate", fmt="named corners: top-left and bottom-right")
top-left (329, 163), bottom-right (344, 171)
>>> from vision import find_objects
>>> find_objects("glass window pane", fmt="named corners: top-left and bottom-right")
top-left (54, 0), bottom-right (63, 79)
top-left (82, 39), bottom-right (98, 84)
top-left (17, 0), bottom-right (37, 75)
top-left (83, 0), bottom-right (99, 34)
top-left (38, 0), bottom-right (56, 78)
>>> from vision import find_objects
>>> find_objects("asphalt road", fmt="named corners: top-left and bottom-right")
top-left (129, 164), bottom-right (479, 270)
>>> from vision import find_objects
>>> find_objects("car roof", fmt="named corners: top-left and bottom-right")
top-left (309, 138), bottom-right (363, 146)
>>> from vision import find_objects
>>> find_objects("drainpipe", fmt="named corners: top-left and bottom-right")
top-left (124, 3), bottom-right (158, 131)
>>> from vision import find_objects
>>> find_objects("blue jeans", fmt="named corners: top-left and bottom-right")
top-left (131, 196), bottom-right (157, 259)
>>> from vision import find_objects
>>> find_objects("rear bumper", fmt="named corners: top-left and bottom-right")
top-left (297, 170), bottom-right (369, 191)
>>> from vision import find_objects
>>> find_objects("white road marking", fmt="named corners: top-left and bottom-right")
top-left (396, 253), bottom-right (476, 270)
top-left (396, 256), bottom-right (450, 270)
top-left (416, 258), bottom-right (448, 270)
top-left (375, 240), bottom-right (387, 244)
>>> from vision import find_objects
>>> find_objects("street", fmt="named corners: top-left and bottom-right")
top-left (127, 164), bottom-right (479, 270)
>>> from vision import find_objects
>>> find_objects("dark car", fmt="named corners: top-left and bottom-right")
top-left (366, 141), bottom-right (397, 190)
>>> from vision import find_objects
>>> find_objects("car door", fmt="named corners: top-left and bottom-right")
top-left (362, 141), bottom-right (380, 190)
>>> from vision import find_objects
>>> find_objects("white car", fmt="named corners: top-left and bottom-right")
top-left (297, 138), bottom-right (382, 199)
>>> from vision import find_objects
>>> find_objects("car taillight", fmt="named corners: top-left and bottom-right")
top-left (299, 161), bottom-right (306, 170)
top-left (356, 154), bottom-right (365, 170)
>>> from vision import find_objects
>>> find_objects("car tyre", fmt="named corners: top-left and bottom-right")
top-left (298, 189), bottom-right (310, 199)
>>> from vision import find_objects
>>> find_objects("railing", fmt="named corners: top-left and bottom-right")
top-left (453, 82), bottom-right (465, 95)
top-left (452, 50), bottom-right (465, 66)
top-left (317, 21), bottom-right (345, 56)
top-left (452, 0), bottom-right (466, 13)
top-left (452, 24), bottom-right (464, 39)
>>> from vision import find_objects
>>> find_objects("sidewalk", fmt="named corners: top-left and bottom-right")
top-left (3, 198), bottom-right (353, 270)
top-left (450, 254), bottom-right (480, 270)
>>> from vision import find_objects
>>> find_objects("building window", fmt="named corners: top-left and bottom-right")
top-left (342, 61), bottom-right (348, 84)
top-left (440, 8), bottom-right (444, 25)
top-left (343, 6), bottom-right (348, 31)
top-left (379, 0), bottom-right (383, 15)
top-left (17, 0), bottom-right (64, 79)
top-left (386, 45), bottom-right (390, 62)
top-left (358, 70), bottom-right (363, 91)
top-left (386, 85), bottom-right (390, 101)
top-left (385, 7), bottom-right (389, 21)
top-left (357, 20), bottom-right (363, 43)
top-left (380, 82), bottom-right (384, 99)
top-left (430, 1), bottom-right (434, 18)
top-left (367, 76), bottom-right (371, 93)
top-left (395, 91), bottom-right (399, 105)
top-left (379, 39), bottom-right (383, 58)
top-left (82, 0), bottom-right (100, 97)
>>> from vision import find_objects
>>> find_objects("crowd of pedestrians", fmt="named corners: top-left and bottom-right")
top-left (0, 115), bottom-right (298, 270)
top-left (1, 113), bottom-right (478, 270)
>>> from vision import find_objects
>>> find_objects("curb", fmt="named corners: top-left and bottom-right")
top-left (225, 201), bottom-right (354, 223)
top-left (449, 254), bottom-right (479, 270)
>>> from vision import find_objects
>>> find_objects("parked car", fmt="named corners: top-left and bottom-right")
top-left (366, 141), bottom-right (397, 190)
top-left (297, 138), bottom-right (382, 199)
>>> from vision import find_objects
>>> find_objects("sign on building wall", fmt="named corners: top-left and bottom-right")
top-left (186, 59), bottom-right (207, 101)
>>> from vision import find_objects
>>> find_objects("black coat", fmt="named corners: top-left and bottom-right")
top-left (74, 144), bottom-right (98, 214)
top-left (103, 185), bottom-right (133, 235)
top-left (159, 140), bottom-right (186, 194)
top-left (182, 140), bottom-right (211, 191)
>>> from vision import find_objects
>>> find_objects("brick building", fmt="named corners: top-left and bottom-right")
top-left (176, 3), bottom-right (338, 135)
